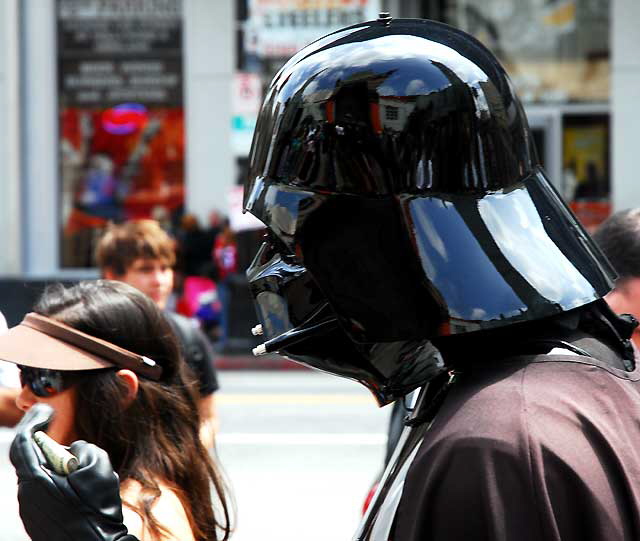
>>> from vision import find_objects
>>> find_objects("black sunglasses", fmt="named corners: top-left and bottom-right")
top-left (18, 366), bottom-right (85, 398)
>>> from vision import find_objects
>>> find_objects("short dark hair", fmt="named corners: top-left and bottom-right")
top-left (592, 209), bottom-right (640, 280)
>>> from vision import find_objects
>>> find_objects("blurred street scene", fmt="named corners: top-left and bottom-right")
top-left (2, 0), bottom-right (636, 335)
top-left (1, 0), bottom-right (640, 539)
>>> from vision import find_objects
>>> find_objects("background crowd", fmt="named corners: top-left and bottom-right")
top-left (166, 211), bottom-right (239, 348)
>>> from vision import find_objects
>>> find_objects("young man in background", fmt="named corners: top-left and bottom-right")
top-left (95, 219), bottom-right (219, 448)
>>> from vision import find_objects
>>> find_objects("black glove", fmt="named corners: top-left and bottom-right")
top-left (10, 403), bottom-right (139, 541)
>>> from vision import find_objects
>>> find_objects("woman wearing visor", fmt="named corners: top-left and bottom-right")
top-left (2, 280), bottom-right (232, 541)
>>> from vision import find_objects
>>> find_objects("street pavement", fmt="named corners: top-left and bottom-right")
top-left (0, 369), bottom-right (391, 541)
top-left (0, 427), bottom-right (24, 541)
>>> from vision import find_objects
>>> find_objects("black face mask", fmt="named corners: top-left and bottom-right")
top-left (247, 232), bottom-right (447, 406)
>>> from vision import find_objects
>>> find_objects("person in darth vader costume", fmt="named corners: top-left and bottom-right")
top-left (8, 15), bottom-right (640, 541)
top-left (244, 15), bottom-right (640, 541)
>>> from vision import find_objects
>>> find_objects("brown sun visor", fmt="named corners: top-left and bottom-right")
top-left (0, 313), bottom-right (162, 380)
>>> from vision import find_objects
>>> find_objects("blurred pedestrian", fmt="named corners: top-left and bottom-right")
top-left (593, 208), bottom-right (640, 347)
top-left (95, 219), bottom-right (220, 447)
top-left (176, 213), bottom-right (214, 278)
top-left (5, 280), bottom-right (232, 541)
top-left (0, 309), bottom-right (23, 426)
top-left (213, 218), bottom-right (238, 351)
top-left (204, 209), bottom-right (224, 254)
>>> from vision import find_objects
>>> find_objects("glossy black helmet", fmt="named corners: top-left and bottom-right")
top-left (243, 17), bottom-right (615, 405)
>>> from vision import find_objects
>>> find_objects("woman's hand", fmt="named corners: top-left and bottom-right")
top-left (10, 403), bottom-right (139, 541)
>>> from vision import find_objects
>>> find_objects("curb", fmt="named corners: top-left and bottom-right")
top-left (214, 354), bottom-right (310, 371)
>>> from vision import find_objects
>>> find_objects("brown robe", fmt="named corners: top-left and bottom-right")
top-left (393, 354), bottom-right (640, 541)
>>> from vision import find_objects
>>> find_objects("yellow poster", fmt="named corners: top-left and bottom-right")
top-left (563, 122), bottom-right (608, 201)
top-left (563, 118), bottom-right (610, 230)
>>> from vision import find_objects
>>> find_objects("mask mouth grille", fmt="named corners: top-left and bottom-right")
top-left (247, 233), bottom-right (333, 341)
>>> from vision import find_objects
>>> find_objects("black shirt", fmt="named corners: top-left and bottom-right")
top-left (164, 311), bottom-right (219, 396)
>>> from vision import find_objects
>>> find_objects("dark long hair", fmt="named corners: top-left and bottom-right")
top-left (34, 280), bottom-right (232, 541)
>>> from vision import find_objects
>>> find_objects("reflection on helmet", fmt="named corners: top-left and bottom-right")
top-left (244, 17), bottom-right (615, 405)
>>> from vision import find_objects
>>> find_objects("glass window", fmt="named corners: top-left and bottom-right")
top-left (443, 0), bottom-right (609, 103)
top-left (564, 114), bottom-right (610, 231)
top-left (57, 0), bottom-right (185, 268)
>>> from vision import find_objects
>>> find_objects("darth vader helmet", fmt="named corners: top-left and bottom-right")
top-left (243, 17), bottom-right (615, 405)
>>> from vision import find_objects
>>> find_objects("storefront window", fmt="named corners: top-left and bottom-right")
top-left (57, 0), bottom-right (184, 268)
top-left (443, 0), bottom-right (609, 103)
top-left (443, 1), bottom-right (611, 228)
top-left (564, 114), bottom-right (610, 230)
